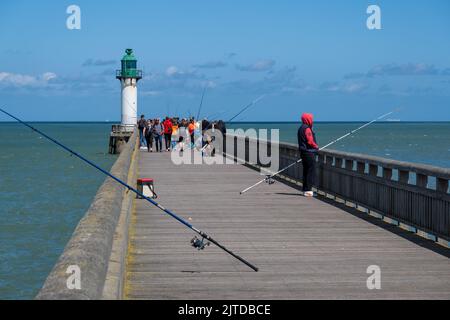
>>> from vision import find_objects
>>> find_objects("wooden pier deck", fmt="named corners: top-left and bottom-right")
top-left (125, 151), bottom-right (450, 300)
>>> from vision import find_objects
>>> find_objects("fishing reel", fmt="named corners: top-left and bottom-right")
top-left (264, 175), bottom-right (275, 185)
top-left (191, 236), bottom-right (210, 251)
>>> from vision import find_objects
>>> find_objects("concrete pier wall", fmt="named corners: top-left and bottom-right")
top-left (36, 129), bottom-right (138, 300)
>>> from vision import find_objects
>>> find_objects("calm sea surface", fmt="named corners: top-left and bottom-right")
top-left (0, 122), bottom-right (449, 299)
top-left (228, 122), bottom-right (450, 168)
top-left (0, 123), bottom-right (117, 299)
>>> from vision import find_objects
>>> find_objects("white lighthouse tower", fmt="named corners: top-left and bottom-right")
top-left (109, 49), bottom-right (143, 154)
top-left (116, 48), bottom-right (142, 131)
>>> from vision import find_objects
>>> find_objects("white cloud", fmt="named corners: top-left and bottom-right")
top-left (138, 66), bottom-right (208, 98)
top-left (343, 83), bottom-right (367, 93)
top-left (223, 66), bottom-right (307, 95)
top-left (367, 63), bottom-right (438, 77)
top-left (320, 82), bottom-right (340, 92)
top-left (0, 71), bottom-right (57, 87)
top-left (42, 72), bottom-right (57, 81)
top-left (236, 59), bottom-right (276, 72)
top-left (166, 66), bottom-right (180, 77)
top-left (345, 63), bottom-right (443, 79)
top-left (320, 81), bottom-right (368, 94)
top-left (204, 80), bottom-right (217, 88)
top-left (140, 90), bottom-right (161, 96)
top-left (0, 72), bottom-right (37, 86)
top-left (163, 66), bottom-right (203, 80)
top-left (193, 61), bottom-right (228, 69)
top-left (82, 59), bottom-right (115, 67)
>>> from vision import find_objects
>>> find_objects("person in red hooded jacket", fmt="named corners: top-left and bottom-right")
top-left (163, 117), bottom-right (173, 151)
top-left (297, 113), bottom-right (319, 197)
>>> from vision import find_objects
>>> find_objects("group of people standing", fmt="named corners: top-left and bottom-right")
top-left (137, 115), bottom-right (199, 153)
top-left (138, 112), bottom-right (319, 198)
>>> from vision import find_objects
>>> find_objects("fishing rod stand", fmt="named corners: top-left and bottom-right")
top-left (264, 175), bottom-right (275, 185)
top-left (191, 236), bottom-right (210, 250)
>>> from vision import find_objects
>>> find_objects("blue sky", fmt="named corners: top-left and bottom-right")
top-left (0, 0), bottom-right (449, 121)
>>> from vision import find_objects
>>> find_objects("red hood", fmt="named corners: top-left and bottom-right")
top-left (301, 113), bottom-right (314, 127)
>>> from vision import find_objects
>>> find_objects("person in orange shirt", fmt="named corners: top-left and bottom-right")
top-left (171, 121), bottom-right (179, 150)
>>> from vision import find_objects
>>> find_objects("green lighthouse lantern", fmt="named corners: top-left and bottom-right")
top-left (116, 48), bottom-right (142, 80)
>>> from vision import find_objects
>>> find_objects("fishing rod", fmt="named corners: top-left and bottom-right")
top-left (228, 95), bottom-right (266, 122)
top-left (196, 87), bottom-right (207, 120)
top-left (197, 96), bottom-right (268, 157)
top-left (198, 95), bottom-right (265, 142)
top-left (239, 110), bottom-right (396, 195)
top-left (202, 95), bottom-right (265, 124)
top-left (205, 110), bottom-right (228, 120)
top-left (0, 108), bottom-right (258, 272)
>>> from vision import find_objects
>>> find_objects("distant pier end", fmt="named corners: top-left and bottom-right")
top-left (109, 49), bottom-right (142, 154)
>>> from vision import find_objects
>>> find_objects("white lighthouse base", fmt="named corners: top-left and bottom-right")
top-left (121, 78), bottom-right (138, 128)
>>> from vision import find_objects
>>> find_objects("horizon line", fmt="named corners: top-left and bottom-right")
top-left (1, 120), bottom-right (450, 124)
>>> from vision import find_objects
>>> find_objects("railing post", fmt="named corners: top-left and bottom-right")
top-left (416, 173), bottom-right (428, 188)
top-left (399, 170), bottom-right (409, 184)
top-left (335, 157), bottom-right (343, 168)
top-left (317, 154), bottom-right (325, 187)
top-left (437, 178), bottom-right (449, 193)
top-left (317, 153), bottom-right (324, 164)
top-left (256, 136), bottom-right (261, 166)
top-left (223, 133), bottom-right (227, 157)
top-left (357, 161), bottom-right (365, 174)
top-left (245, 136), bottom-right (249, 163)
top-left (369, 164), bottom-right (378, 176)
top-left (383, 168), bottom-right (393, 180)
top-left (345, 159), bottom-right (353, 171)
top-left (233, 135), bottom-right (237, 162)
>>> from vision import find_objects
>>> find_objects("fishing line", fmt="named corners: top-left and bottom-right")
top-left (196, 87), bottom-right (207, 120)
top-left (228, 95), bottom-right (266, 122)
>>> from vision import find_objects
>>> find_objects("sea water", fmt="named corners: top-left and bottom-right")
top-left (0, 123), bottom-right (117, 299)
